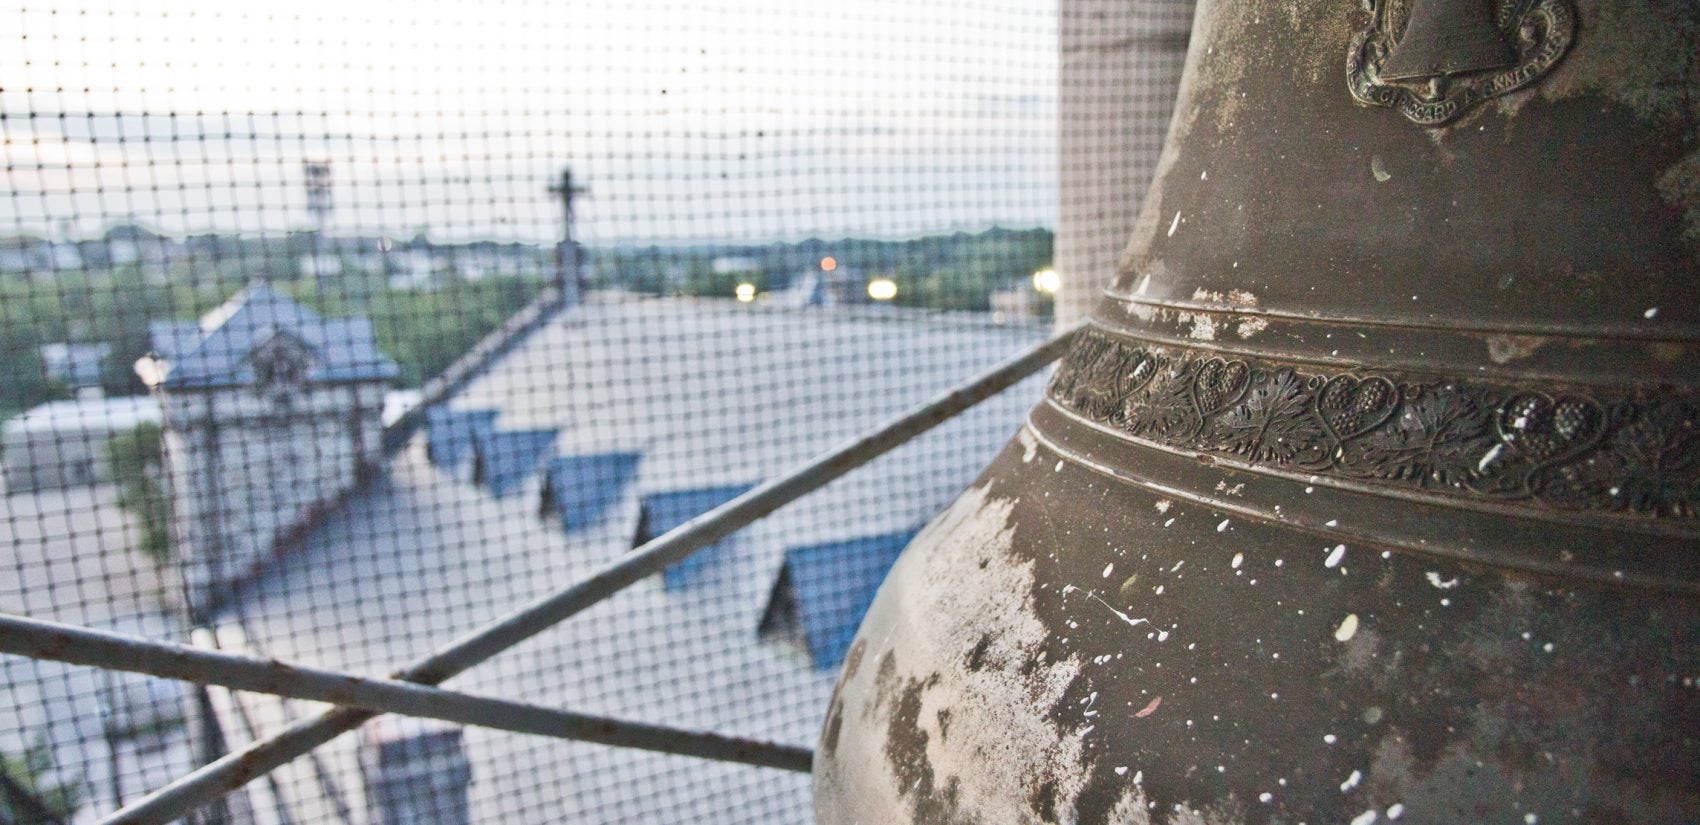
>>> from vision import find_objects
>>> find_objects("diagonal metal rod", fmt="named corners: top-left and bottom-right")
top-left (0, 613), bottom-right (811, 772)
top-left (100, 323), bottom-right (1081, 825)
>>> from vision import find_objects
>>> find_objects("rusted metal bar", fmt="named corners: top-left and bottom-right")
top-left (97, 323), bottom-right (1082, 825)
top-left (0, 613), bottom-right (810, 773)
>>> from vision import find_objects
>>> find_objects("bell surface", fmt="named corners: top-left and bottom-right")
top-left (815, 0), bottom-right (1700, 823)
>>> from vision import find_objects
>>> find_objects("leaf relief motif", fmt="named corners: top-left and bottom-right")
top-left (1340, 384), bottom-right (1494, 490)
top-left (1203, 369), bottom-right (1327, 466)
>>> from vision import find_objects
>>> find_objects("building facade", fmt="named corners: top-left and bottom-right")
top-left (139, 284), bottom-right (397, 613)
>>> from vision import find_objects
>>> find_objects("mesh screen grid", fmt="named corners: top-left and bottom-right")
top-left (1, 1), bottom-right (1189, 821)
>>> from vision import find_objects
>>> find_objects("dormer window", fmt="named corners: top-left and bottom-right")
top-left (541, 452), bottom-right (642, 532)
top-left (758, 529), bottom-right (917, 670)
top-left (248, 331), bottom-right (314, 400)
top-left (633, 484), bottom-right (755, 590)
top-left (253, 352), bottom-right (302, 388)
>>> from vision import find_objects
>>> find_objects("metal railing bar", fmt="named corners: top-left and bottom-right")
top-left (218, 617), bottom-right (357, 825)
top-left (97, 323), bottom-right (1082, 825)
top-left (0, 614), bottom-right (812, 773)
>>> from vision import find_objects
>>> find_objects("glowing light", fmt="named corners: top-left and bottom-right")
top-left (819, 256), bottom-right (838, 272)
top-left (867, 278), bottom-right (898, 301)
top-left (735, 282), bottom-right (756, 303)
top-left (1032, 268), bottom-right (1061, 294)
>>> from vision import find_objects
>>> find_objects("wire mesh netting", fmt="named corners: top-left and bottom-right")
top-left (1, 1), bottom-right (1189, 822)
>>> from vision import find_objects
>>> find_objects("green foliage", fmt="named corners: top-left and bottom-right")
top-left (0, 267), bottom-right (247, 416)
top-left (107, 422), bottom-right (171, 563)
top-left (593, 227), bottom-right (1053, 313)
top-left (0, 350), bottom-right (69, 421)
top-left (880, 228), bottom-right (1054, 313)
top-left (0, 736), bottom-right (82, 824)
top-left (889, 266), bottom-right (994, 313)
top-left (680, 260), bottom-right (774, 300)
top-left (0, 267), bottom-right (545, 419)
top-left (287, 276), bottom-right (544, 387)
top-left (0, 227), bottom-right (1043, 418)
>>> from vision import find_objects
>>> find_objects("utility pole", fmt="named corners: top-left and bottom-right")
top-left (547, 168), bottom-right (587, 296)
top-left (302, 159), bottom-right (334, 281)
top-left (303, 160), bottom-right (334, 229)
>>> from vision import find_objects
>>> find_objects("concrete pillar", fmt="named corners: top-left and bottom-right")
top-left (1056, 0), bottom-right (1194, 328)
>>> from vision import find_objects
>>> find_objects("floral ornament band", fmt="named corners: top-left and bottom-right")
top-left (1047, 328), bottom-right (1700, 519)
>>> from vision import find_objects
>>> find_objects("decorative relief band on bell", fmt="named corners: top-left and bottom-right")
top-left (1047, 328), bottom-right (1700, 518)
top-left (1347, 0), bottom-right (1576, 126)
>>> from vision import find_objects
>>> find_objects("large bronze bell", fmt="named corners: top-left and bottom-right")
top-left (816, 0), bottom-right (1700, 822)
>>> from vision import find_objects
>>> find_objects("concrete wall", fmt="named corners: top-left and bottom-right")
top-left (1, 399), bottom-right (162, 493)
top-left (3, 427), bottom-right (112, 492)
top-left (1055, 0), bottom-right (1194, 328)
top-left (159, 381), bottom-right (386, 611)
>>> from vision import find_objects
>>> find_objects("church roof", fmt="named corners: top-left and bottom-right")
top-left (146, 283), bottom-right (399, 388)
top-left (206, 298), bottom-right (1047, 824)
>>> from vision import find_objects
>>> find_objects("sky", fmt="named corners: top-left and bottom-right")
top-left (1, 0), bottom-right (1058, 245)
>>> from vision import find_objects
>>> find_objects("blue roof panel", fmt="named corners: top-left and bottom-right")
top-left (425, 408), bottom-right (499, 473)
top-left (545, 452), bottom-right (643, 533)
top-left (473, 428), bottom-right (560, 497)
top-left (783, 529), bottom-right (916, 670)
top-left (641, 484), bottom-right (755, 590)
top-left (148, 321), bottom-right (201, 360)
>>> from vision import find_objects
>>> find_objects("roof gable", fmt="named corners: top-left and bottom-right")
top-left (245, 328), bottom-right (319, 395)
top-left (543, 452), bottom-right (643, 533)
top-left (147, 282), bottom-right (398, 388)
top-left (760, 529), bottom-right (916, 669)
top-left (636, 484), bottom-right (756, 590)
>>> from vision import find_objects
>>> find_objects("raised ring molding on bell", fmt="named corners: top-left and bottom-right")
top-left (1047, 327), bottom-right (1700, 520)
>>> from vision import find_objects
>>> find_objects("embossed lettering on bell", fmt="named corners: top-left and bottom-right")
top-left (815, 0), bottom-right (1700, 822)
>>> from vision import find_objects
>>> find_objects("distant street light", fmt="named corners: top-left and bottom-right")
top-left (867, 278), bottom-right (898, 301)
top-left (735, 283), bottom-right (757, 303)
top-left (820, 256), bottom-right (838, 272)
top-left (1032, 268), bottom-right (1060, 294)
